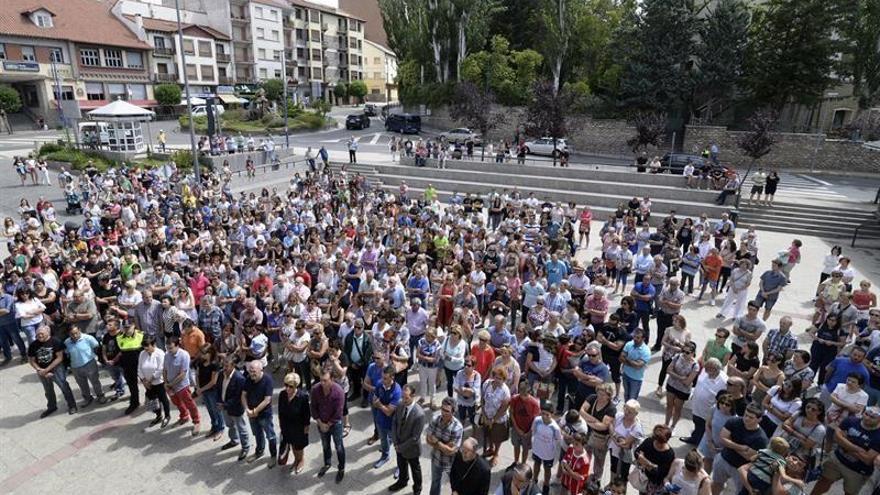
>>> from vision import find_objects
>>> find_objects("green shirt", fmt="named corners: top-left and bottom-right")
top-left (704, 339), bottom-right (731, 363)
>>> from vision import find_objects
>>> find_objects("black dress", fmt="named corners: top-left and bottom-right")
top-left (278, 388), bottom-right (310, 450)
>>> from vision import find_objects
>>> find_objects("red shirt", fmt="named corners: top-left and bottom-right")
top-left (510, 394), bottom-right (540, 432)
top-left (471, 344), bottom-right (495, 380)
top-left (561, 446), bottom-right (591, 495)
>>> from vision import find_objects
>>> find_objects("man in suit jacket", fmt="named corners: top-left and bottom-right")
top-left (218, 356), bottom-right (251, 461)
top-left (389, 384), bottom-right (426, 495)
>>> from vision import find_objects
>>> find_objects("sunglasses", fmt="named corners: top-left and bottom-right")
top-left (715, 334), bottom-right (727, 339)
top-left (587, 353), bottom-right (599, 357)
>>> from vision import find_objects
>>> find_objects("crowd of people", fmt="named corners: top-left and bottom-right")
top-left (1, 153), bottom-right (879, 495)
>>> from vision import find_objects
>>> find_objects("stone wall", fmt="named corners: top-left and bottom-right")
top-left (418, 106), bottom-right (656, 157)
top-left (684, 125), bottom-right (880, 174)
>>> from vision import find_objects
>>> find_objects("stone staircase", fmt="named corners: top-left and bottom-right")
top-left (737, 202), bottom-right (880, 240)
top-left (357, 157), bottom-right (733, 221)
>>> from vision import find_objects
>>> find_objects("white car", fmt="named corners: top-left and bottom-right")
top-left (441, 127), bottom-right (481, 145)
top-left (524, 137), bottom-right (568, 157)
top-left (191, 104), bottom-right (225, 117)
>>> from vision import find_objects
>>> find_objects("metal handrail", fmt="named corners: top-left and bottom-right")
top-left (851, 209), bottom-right (880, 247)
top-left (229, 156), bottom-right (309, 177)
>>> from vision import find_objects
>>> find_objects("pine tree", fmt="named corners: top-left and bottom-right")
top-left (693, 0), bottom-right (750, 120)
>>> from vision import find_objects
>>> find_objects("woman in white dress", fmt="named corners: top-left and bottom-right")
top-left (718, 259), bottom-right (753, 320)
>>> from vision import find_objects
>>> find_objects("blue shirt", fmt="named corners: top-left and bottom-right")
top-left (64, 334), bottom-right (100, 368)
top-left (545, 260), bottom-right (569, 287)
top-left (366, 362), bottom-right (384, 400)
top-left (622, 341), bottom-right (651, 381)
top-left (824, 356), bottom-right (870, 394)
top-left (406, 276), bottom-right (430, 303)
top-left (631, 282), bottom-right (655, 313)
top-left (836, 416), bottom-right (880, 475)
top-left (0, 293), bottom-right (15, 327)
top-left (163, 348), bottom-right (192, 392)
top-left (373, 381), bottom-right (401, 430)
top-left (243, 373), bottom-right (274, 416)
top-left (577, 359), bottom-right (610, 397)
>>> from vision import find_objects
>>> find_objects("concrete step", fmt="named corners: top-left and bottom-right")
top-left (377, 174), bottom-right (733, 218)
top-left (740, 221), bottom-right (880, 239)
top-left (370, 163), bottom-right (719, 203)
top-left (738, 202), bottom-right (876, 218)
top-left (397, 157), bottom-right (693, 188)
top-left (737, 210), bottom-right (873, 228)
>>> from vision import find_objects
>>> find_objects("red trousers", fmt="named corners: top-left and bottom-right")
top-left (170, 387), bottom-right (201, 424)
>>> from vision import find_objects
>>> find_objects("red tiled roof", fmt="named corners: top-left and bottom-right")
top-left (123, 15), bottom-right (230, 41)
top-left (0, 0), bottom-right (150, 49)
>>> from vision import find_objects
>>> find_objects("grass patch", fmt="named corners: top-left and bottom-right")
top-left (40, 147), bottom-right (115, 171)
top-left (179, 110), bottom-right (332, 134)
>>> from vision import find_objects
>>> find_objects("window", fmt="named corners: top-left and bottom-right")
top-left (200, 65), bottom-right (214, 80)
top-left (350, 54), bottom-right (358, 65)
top-left (295, 9), bottom-right (302, 20)
top-left (257, 28), bottom-right (265, 39)
top-left (183, 39), bottom-right (195, 55)
top-left (350, 39), bottom-right (357, 49)
top-left (269, 9), bottom-right (277, 20)
top-left (216, 44), bottom-right (226, 55)
top-left (107, 83), bottom-right (126, 100)
top-left (259, 68), bottom-right (268, 78)
top-left (50, 48), bottom-right (64, 63)
top-left (338, 52), bottom-right (345, 64)
top-left (156, 63), bottom-right (169, 74)
top-left (297, 48), bottom-right (305, 59)
top-left (311, 30), bottom-right (320, 42)
top-left (257, 48), bottom-right (266, 59)
top-left (312, 49), bottom-right (321, 61)
top-left (373, 57), bottom-right (381, 65)
top-left (126, 51), bottom-right (143, 68)
top-left (128, 84), bottom-right (147, 100)
top-left (0, 44), bottom-right (5, 60)
top-left (273, 50), bottom-right (281, 61)
top-left (186, 64), bottom-right (197, 78)
top-left (274, 70), bottom-right (281, 78)
top-left (104, 49), bottom-right (123, 67)
top-left (53, 85), bottom-right (74, 101)
top-left (255, 6), bottom-right (263, 19)
top-left (85, 82), bottom-right (104, 100)
top-left (309, 10), bottom-right (318, 23)
top-left (271, 30), bottom-right (280, 42)
top-left (198, 41), bottom-right (212, 57)
top-left (21, 46), bottom-right (36, 62)
top-left (154, 37), bottom-right (166, 49)
top-left (80, 48), bottom-right (100, 66)
top-left (312, 67), bottom-right (322, 79)
top-left (298, 67), bottom-right (306, 78)
top-left (373, 72), bottom-right (382, 80)
top-left (35, 13), bottom-right (53, 28)
top-left (296, 29), bottom-right (305, 42)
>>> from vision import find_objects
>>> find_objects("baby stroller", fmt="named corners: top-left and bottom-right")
top-left (65, 191), bottom-right (83, 215)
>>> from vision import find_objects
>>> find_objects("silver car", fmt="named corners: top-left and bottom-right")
top-left (441, 127), bottom-right (482, 145)
top-left (524, 137), bottom-right (568, 157)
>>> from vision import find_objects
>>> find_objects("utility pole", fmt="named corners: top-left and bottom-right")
top-left (50, 56), bottom-right (70, 144)
top-left (175, 0), bottom-right (199, 181)
top-left (282, 49), bottom-right (290, 149)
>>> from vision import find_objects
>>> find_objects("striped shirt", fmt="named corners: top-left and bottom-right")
top-left (765, 328), bottom-right (798, 357)
top-left (427, 414), bottom-right (463, 470)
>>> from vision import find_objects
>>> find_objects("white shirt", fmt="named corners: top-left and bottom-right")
top-left (691, 370), bottom-right (728, 419)
top-left (530, 417), bottom-right (564, 461)
top-left (138, 348), bottom-right (166, 385)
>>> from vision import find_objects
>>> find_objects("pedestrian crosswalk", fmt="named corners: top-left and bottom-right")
top-left (741, 172), bottom-right (848, 201)
top-left (319, 132), bottom-right (405, 147)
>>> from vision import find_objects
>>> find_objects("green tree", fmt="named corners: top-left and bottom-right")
top-left (735, 110), bottom-right (777, 206)
top-left (838, 0), bottom-right (880, 111)
top-left (334, 82), bottom-right (349, 104)
top-left (616, 0), bottom-right (699, 113)
top-left (153, 83), bottom-right (182, 107)
top-left (450, 82), bottom-right (505, 161)
top-left (310, 99), bottom-right (332, 117)
top-left (261, 79), bottom-right (284, 102)
top-left (743, 0), bottom-right (837, 110)
top-left (537, 0), bottom-right (587, 93)
top-left (0, 85), bottom-right (22, 113)
top-left (626, 111), bottom-right (667, 152)
top-left (525, 80), bottom-right (573, 165)
top-left (693, 0), bottom-right (750, 121)
top-left (348, 80), bottom-right (368, 104)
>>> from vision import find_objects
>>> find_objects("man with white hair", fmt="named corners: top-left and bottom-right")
top-left (680, 357), bottom-right (727, 445)
top-left (242, 360), bottom-right (277, 468)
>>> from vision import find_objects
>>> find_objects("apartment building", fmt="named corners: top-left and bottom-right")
top-left (229, 0), bottom-right (288, 84)
top-left (0, 0), bottom-right (154, 128)
top-left (285, 0), bottom-right (365, 101)
top-left (363, 39), bottom-right (397, 103)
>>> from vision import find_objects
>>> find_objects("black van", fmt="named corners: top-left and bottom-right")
top-left (385, 113), bottom-right (421, 134)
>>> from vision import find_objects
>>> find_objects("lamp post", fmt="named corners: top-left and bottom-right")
top-left (282, 49), bottom-right (289, 149)
top-left (174, 0), bottom-right (200, 181)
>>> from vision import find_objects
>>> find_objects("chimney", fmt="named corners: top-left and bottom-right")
top-left (134, 13), bottom-right (143, 32)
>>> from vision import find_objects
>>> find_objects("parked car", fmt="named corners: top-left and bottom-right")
top-left (191, 105), bottom-right (225, 117)
top-left (385, 113), bottom-right (421, 134)
top-left (441, 127), bottom-right (481, 145)
top-left (523, 137), bottom-right (568, 157)
top-left (364, 104), bottom-right (377, 116)
top-left (658, 153), bottom-right (729, 175)
top-left (346, 113), bottom-right (371, 130)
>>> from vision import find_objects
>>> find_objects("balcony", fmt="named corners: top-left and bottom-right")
top-left (153, 47), bottom-right (175, 57)
top-left (231, 15), bottom-right (249, 24)
top-left (218, 76), bottom-right (233, 84)
top-left (154, 73), bottom-right (178, 82)
top-left (216, 53), bottom-right (231, 63)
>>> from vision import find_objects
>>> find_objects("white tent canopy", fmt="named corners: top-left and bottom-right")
top-left (181, 96), bottom-right (207, 106)
top-left (87, 99), bottom-right (155, 123)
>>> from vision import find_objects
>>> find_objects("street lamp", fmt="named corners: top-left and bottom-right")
top-left (174, 0), bottom-right (200, 181)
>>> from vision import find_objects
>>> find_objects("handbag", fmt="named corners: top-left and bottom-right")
top-left (628, 467), bottom-right (649, 493)
top-left (805, 439), bottom-right (825, 483)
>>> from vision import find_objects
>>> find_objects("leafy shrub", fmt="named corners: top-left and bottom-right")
top-left (42, 148), bottom-right (114, 171)
top-left (39, 142), bottom-right (65, 155)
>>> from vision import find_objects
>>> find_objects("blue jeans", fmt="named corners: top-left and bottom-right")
top-left (378, 424), bottom-right (392, 458)
top-left (106, 364), bottom-right (125, 396)
top-left (622, 374), bottom-right (643, 401)
top-left (39, 365), bottom-right (76, 410)
top-left (0, 323), bottom-right (26, 360)
top-left (320, 421), bottom-right (346, 469)
top-left (202, 388), bottom-right (226, 434)
top-left (20, 323), bottom-right (39, 344)
top-left (224, 411), bottom-right (250, 451)
top-left (430, 461), bottom-right (450, 495)
top-left (249, 412), bottom-right (277, 456)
